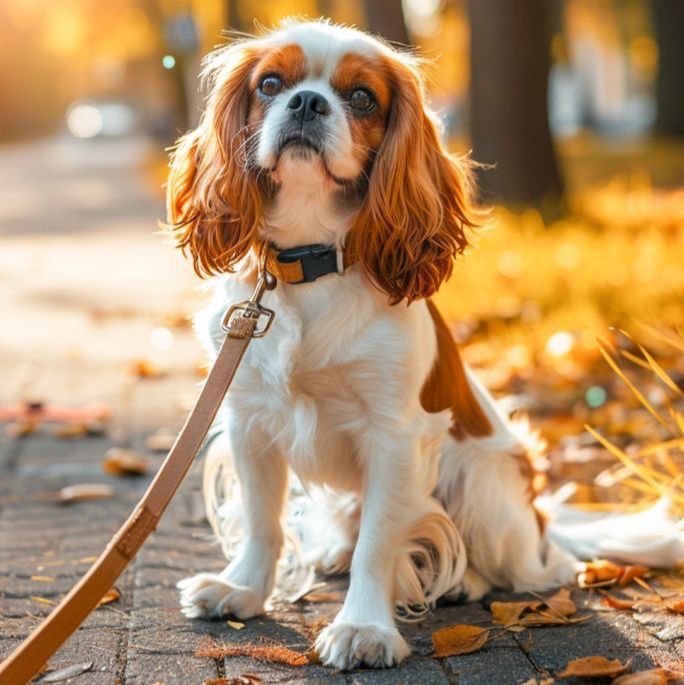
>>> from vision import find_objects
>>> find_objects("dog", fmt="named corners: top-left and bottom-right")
top-left (166, 18), bottom-right (578, 670)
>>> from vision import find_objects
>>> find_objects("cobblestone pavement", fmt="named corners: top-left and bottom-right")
top-left (1, 137), bottom-right (684, 684)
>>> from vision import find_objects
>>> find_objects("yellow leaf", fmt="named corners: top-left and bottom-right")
top-left (491, 601), bottom-right (541, 626)
top-left (600, 592), bottom-right (635, 610)
top-left (558, 656), bottom-right (628, 678)
top-left (432, 624), bottom-right (489, 657)
top-left (227, 620), bottom-right (245, 630)
top-left (665, 598), bottom-right (684, 614)
top-left (97, 587), bottom-right (121, 607)
top-left (30, 575), bottom-right (55, 582)
top-left (544, 588), bottom-right (576, 617)
top-left (612, 669), bottom-right (670, 685)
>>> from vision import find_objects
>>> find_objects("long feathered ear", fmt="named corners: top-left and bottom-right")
top-left (166, 44), bottom-right (262, 276)
top-left (346, 56), bottom-right (480, 305)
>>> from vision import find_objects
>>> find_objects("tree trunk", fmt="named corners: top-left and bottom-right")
top-left (467, 0), bottom-right (563, 208)
top-left (363, 0), bottom-right (410, 46)
top-left (652, 0), bottom-right (684, 137)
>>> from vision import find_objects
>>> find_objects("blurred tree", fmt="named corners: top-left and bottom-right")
top-left (226, 0), bottom-right (245, 32)
top-left (363, 0), bottom-right (410, 45)
top-left (652, 0), bottom-right (684, 138)
top-left (467, 0), bottom-right (564, 209)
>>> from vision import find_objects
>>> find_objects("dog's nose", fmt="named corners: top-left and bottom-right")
top-left (287, 90), bottom-right (331, 122)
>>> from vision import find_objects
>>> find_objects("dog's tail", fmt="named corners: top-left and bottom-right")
top-left (540, 486), bottom-right (684, 567)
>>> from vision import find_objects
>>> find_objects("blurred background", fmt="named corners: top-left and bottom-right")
top-left (1, 0), bottom-right (684, 508)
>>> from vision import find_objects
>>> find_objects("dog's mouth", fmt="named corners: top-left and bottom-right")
top-left (274, 133), bottom-right (348, 186)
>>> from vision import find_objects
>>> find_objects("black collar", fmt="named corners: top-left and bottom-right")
top-left (266, 243), bottom-right (348, 284)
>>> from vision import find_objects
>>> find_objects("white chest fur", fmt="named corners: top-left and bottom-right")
top-left (196, 269), bottom-right (443, 492)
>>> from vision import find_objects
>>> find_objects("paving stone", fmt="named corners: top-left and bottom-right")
top-left (351, 657), bottom-right (449, 685)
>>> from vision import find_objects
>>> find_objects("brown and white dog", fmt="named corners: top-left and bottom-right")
top-left (167, 18), bottom-right (579, 670)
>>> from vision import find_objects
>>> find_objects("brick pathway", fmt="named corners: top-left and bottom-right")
top-left (2, 421), bottom-right (684, 684)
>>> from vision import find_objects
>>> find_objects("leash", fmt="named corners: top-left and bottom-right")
top-left (0, 267), bottom-right (277, 685)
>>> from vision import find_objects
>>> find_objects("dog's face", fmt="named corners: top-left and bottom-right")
top-left (247, 28), bottom-right (391, 191)
top-left (168, 20), bottom-right (479, 304)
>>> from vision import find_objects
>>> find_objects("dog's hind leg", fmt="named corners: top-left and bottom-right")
top-left (435, 369), bottom-right (577, 596)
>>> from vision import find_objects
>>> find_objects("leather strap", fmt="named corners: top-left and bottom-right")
top-left (0, 313), bottom-right (258, 685)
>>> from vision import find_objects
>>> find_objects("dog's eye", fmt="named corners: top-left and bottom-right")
top-left (259, 76), bottom-right (283, 98)
top-left (349, 88), bottom-right (375, 112)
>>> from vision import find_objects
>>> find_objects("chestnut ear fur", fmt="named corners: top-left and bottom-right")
top-left (166, 44), bottom-right (262, 276)
top-left (346, 54), bottom-right (481, 305)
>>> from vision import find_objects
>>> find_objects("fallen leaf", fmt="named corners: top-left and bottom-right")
top-left (31, 596), bottom-right (57, 606)
top-left (196, 637), bottom-right (309, 666)
top-left (557, 656), bottom-right (628, 679)
top-left (664, 598), bottom-right (684, 614)
top-left (58, 483), bottom-right (115, 503)
top-left (102, 448), bottom-right (149, 476)
top-left (30, 575), bottom-right (55, 583)
top-left (39, 661), bottom-right (93, 682)
top-left (203, 677), bottom-right (261, 685)
top-left (612, 669), bottom-right (670, 685)
top-left (6, 419), bottom-right (39, 438)
top-left (620, 565), bottom-right (650, 587)
top-left (584, 560), bottom-right (624, 582)
top-left (432, 624), bottom-right (489, 657)
top-left (145, 430), bottom-right (176, 452)
top-left (52, 423), bottom-right (88, 439)
top-left (227, 620), bottom-right (245, 630)
top-left (519, 612), bottom-right (591, 628)
top-left (491, 600), bottom-right (541, 626)
top-left (544, 588), bottom-right (576, 617)
top-left (601, 591), bottom-right (635, 610)
top-left (97, 587), bottom-right (121, 607)
top-left (128, 359), bottom-right (163, 378)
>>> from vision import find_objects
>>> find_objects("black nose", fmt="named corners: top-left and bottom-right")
top-left (287, 90), bottom-right (331, 122)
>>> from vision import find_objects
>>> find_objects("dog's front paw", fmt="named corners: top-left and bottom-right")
top-left (315, 622), bottom-right (410, 670)
top-left (177, 573), bottom-right (265, 620)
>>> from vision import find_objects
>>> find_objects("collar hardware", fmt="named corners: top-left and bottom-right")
top-left (267, 243), bottom-right (345, 284)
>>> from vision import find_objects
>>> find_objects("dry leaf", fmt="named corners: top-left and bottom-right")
top-left (97, 587), bottom-right (121, 608)
top-left (545, 588), bottom-right (576, 617)
top-left (40, 662), bottom-right (94, 682)
top-left (102, 448), bottom-right (149, 476)
top-left (557, 656), bottom-right (628, 679)
top-left (31, 596), bottom-right (57, 606)
top-left (196, 637), bottom-right (309, 667)
top-left (227, 620), bottom-right (245, 630)
top-left (432, 624), bottom-right (489, 657)
top-left (58, 483), bottom-right (115, 503)
top-left (128, 359), bottom-right (163, 378)
top-left (491, 601), bottom-right (541, 626)
top-left (601, 592), bottom-right (635, 610)
top-left (519, 612), bottom-right (591, 628)
top-left (203, 677), bottom-right (261, 685)
top-left (584, 560), bottom-right (624, 582)
top-left (664, 598), bottom-right (684, 614)
top-left (30, 575), bottom-right (55, 583)
top-left (620, 566), bottom-right (650, 587)
top-left (612, 669), bottom-right (670, 685)
top-left (6, 419), bottom-right (39, 438)
top-left (145, 430), bottom-right (176, 452)
top-left (52, 423), bottom-right (88, 439)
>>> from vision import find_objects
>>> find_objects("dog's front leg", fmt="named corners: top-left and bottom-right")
top-left (315, 425), bottom-right (415, 669)
top-left (178, 425), bottom-right (287, 620)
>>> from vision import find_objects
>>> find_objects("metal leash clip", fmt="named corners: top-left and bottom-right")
top-left (222, 250), bottom-right (277, 338)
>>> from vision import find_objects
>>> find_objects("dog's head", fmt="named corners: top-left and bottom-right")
top-left (167, 19), bottom-right (478, 303)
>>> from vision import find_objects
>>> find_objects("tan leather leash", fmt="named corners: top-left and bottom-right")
top-left (0, 268), bottom-right (277, 685)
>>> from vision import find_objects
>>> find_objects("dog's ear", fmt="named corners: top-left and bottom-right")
top-left (166, 44), bottom-right (262, 276)
top-left (347, 55), bottom-right (479, 305)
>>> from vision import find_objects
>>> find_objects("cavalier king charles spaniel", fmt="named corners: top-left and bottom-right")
top-left (166, 19), bottom-right (577, 670)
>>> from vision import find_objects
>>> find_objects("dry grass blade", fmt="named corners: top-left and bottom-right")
top-left (432, 624), bottom-right (490, 657)
top-left (585, 426), bottom-right (665, 494)
top-left (596, 337), bottom-right (673, 434)
top-left (618, 329), bottom-right (683, 396)
top-left (639, 324), bottom-right (684, 355)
